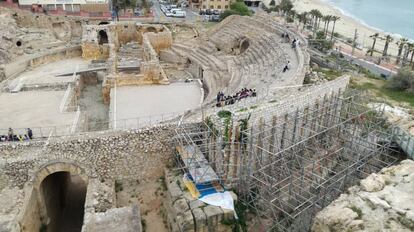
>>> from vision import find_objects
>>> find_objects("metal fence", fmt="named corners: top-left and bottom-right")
top-left (393, 126), bottom-right (414, 159)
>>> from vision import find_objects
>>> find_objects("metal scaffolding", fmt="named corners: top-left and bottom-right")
top-left (174, 89), bottom-right (402, 232)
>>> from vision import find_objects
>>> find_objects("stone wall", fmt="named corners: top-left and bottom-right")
top-left (0, 126), bottom-right (175, 189)
top-left (164, 169), bottom-right (234, 232)
top-left (9, 8), bottom-right (83, 42)
top-left (145, 31), bottom-right (173, 54)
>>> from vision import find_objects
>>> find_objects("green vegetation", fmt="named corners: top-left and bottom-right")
top-left (349, 205), bottom-right (363, 219)
top-left (238, 108), bottom-right (248, 112)
top-left (115, 180), bottom-right (123, 192)
top-left (352, 81), bottom-right (414, 108)
top-left (223, 116), bottom-right (232, 142)
top-left (218, 110), bottom-right (232, 118)
top-left (220, 201), bottom-right (248, 232)
top-left (386, 68), bottom-right (414, 93)
top-left (397, 214), bottom-right (414, 230)
top-left (220, 0), bottom-right (252, 20)
top-left (141, 218), bottom-right (147, 232)
top-left (39, 224), bottom-right (47, 232)
top-left (314, 67), bottom-right (343, 80)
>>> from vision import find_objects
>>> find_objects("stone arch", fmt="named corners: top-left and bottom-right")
top-left (146, 26), bottom-right (157, 33)
top-left (239, 38), bottom-right (250, 54)
top-left (32, 161), bottom-right (89, 231)
top-left (98, 30), bottom-right (109, 45)
top-left (32, 161), bottom-right (88, 189)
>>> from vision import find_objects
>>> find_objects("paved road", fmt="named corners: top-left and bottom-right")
top-left (151, 0), bottom-right (201, 23)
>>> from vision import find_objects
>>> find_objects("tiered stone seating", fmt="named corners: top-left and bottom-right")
top-left (171, 15), bottom-right (307, 103)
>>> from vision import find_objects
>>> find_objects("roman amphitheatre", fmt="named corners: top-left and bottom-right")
top-left (0, 5), bottom-right (413, 232)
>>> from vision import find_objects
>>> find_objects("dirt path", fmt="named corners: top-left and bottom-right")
top-left (116, 180), bottom-right (168, 232)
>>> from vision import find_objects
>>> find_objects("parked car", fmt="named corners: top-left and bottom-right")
top-left (171, 9), bottom-right (186, 18)
top-left (210, 15), bottom-right (220, 22)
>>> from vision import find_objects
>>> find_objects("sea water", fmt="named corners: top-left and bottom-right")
top-left (325, 0), bottom-right (414, 40)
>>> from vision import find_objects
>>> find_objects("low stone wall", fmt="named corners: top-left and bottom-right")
top-left (0, 126), bottom-right (175, 189)
top-left (164, 169), bottom-right (234, 232)
top-left (1, 45), bottom-right (81, 82)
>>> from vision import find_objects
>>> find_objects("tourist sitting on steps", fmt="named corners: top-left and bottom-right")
top-left (283, 61), bottom-right (291, 73)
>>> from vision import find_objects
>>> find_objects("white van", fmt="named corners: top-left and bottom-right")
top-left (171, 9), bottom-right (186, 18)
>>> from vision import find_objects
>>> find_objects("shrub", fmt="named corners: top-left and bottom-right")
top-left (217, 110), bottom-right (232, 118)
top-left (219, 1), bottom-right (251, 20)
top-left (386, 68), bottom-right (414, 93)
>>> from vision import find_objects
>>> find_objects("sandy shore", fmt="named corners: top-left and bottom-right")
top-left (292, 0), bottom-right (401, 57)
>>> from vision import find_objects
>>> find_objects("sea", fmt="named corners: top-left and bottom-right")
top-left (325, 0), bottom-right (414, 40)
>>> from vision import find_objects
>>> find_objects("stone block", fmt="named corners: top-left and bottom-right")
top-left (203, 205), bottom-right (223, 232)
top-left (173, 198), bottom-right (190, 215)
top-left (176, 210), bottom-right (195, 232)
top-left (192, 207), bottom-right (207, 232)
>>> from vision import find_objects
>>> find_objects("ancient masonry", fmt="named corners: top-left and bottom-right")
top-left (0, 6), bottom-right (411, 232)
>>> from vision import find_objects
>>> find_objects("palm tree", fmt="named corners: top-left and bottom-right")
top-left (396, 38), bottom-right (408, 64)
top-left (325, 15), bottom-right (333, 36)
top-left (309, 9), bottom-right (322, 36)
top-left (408, 43), bottom-right (414, 68)
top-left (330, 16), bottom-right (340, 41)
top-left (369, 33), bottom-right (380, 56)
top-left (322, 15), bottom-right (331, 36)
top-left (297, 12), bottom-right (308, 30)
top-left (382, 35), bottom-right (393, 57)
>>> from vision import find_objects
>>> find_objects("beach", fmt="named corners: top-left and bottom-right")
top-left (292, 0), bottom-right (402, 57)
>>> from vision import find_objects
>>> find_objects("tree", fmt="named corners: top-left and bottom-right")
top-left (382, 35), bottom-right (393, 57)
top-left (322, 15), bottom-right (331, 36)
top-left (405, 43), bottom-right (414, 68)
top-left (297, 12), bottom-right (308, 30)
top-left (279, 0), bottom-right (293, 14)
top-left (309, 9), bottom-right (322, 36)
top-left (369, 33), bottom-right (380, 56)
top-left (220, 1), bottom-right (251, 20)
top-left (386, 67), bottom-right (414, 93)
top-left (330, 16), bottom-right (340, 41)
top-left (396, 38), bottom-right (408, 64)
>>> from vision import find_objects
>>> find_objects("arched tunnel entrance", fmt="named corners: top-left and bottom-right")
top-left (40, 171), bottom-right (87, 232)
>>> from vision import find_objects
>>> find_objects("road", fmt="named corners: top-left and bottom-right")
top-left (151, 0), bottom-right (201, 23)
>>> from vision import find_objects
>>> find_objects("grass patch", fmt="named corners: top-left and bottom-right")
top-left (314, 67), bottom-right (344, 80)
top-left (250, 105), bottom-right (258, 109)
top-left (381, 88), bottom-right (414, 107)
top-left (238, 108), bottom-right (248, 112)
top-left (218, 110), bottom-right (232, 118)
top-left (351, 78), bottom-right (414, 107)
top-left (349, 205), bottom-right (363, 219)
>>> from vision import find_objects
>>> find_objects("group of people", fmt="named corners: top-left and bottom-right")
top-left (281, 32), bottom-right (300, 48)
top-left (283, 61), bottom-right (291, 73)
top-left (0, 128), bottom-right (33, 142)
top-left (216, 88), bottom-right (257, 107)
top-left (291, 38), bottom-right (300, 49)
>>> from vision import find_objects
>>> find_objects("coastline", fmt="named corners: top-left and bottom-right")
top-left (292, 0), bottom-right (402, 57)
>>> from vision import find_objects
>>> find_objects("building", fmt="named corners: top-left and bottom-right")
top-left (189, 0), bottom-right (232, 11)
top-left (17, 0), bottom-right (110, 13)
top-left (188, 0), bottom-right (261, 11)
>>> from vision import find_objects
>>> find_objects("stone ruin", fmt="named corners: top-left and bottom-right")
top-left (0, 6), bottom-right (412, 232)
